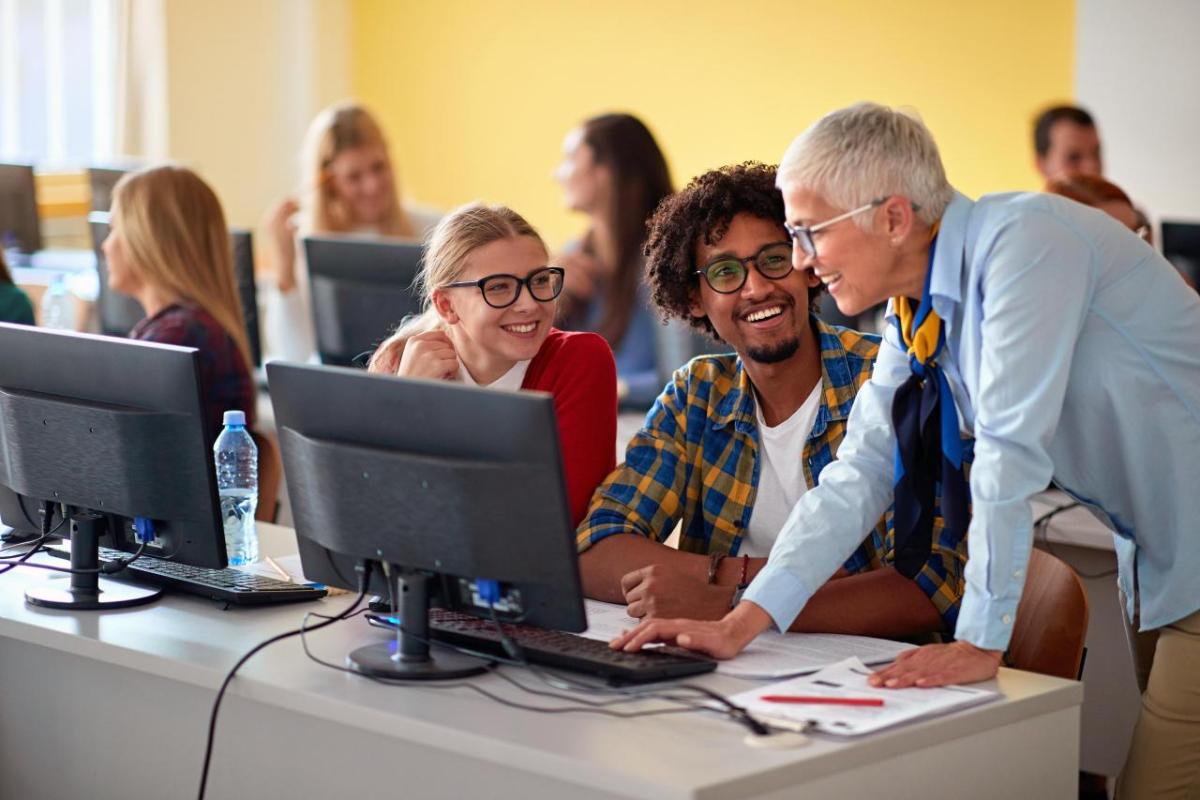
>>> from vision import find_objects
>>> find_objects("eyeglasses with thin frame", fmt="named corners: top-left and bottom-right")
top-left (442, 266), bottom-right (565, 309)
top-left (784, 197), bottom-right (897, 258)
top-left (694, 241), bottom-right (794, 294)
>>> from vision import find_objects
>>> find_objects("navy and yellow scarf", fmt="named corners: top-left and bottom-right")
top-left (890, 227), bottom-right (970, 578)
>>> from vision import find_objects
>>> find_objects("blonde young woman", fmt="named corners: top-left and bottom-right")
top-left (369, 203), bottom-right (617, 526)
top-left (262, 102), bottom-right (441, 362)
top-left (103, 165), bottom-right (255, 441)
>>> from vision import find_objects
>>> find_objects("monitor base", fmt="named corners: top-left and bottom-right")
top-left (347, 641), bottom-right (490, 681)
top-left (26, 575), bottom-right (162, 610)
top-left (23, 509), bottom-right (162, 611)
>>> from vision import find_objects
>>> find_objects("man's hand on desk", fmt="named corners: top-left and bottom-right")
top-left (620, 564), bottom-right (733, 620)
top-left (609, 600), bottom-right (774, 660)
top-left (868, 640), bottom-right (1003, 688)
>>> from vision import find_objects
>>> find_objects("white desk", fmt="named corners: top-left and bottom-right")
top-left (0, 524), bottom-right (1081, 800)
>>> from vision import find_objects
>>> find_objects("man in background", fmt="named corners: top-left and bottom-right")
top-left (1033, 104), bottom-right (1103, 180)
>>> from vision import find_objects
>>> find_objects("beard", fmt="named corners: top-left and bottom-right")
top-left (746, 336), bottom-right (801, 364)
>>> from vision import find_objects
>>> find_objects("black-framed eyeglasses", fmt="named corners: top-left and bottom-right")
top-left (694, 241), bottom-right (794, 294)
top-left (783, 196), bottom-right (926, 259)
top-left (442, 266), bottom-right (565, 309)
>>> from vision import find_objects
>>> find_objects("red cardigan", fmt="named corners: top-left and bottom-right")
top-left (521, 329), bottom-right (617, 526)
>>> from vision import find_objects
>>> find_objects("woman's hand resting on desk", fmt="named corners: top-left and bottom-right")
top-left (369, 330), bottom-right (460, 381)
top-left (609, 600), bottom-right (774, 660)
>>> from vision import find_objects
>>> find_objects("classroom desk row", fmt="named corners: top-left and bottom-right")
top-left (0, 523), bottom-right (1082, 800)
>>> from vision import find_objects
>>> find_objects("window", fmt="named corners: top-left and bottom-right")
top-left (0, 0), bottom-right (117, 168)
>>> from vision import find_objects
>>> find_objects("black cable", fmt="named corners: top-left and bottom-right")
top-left (303, 600), bottom-right (772, 731)
top-left (196, 566), bottom-right (372, 800)
top-left (0, 542), bottom-right (150, 576)
top-left (478, 603), bottom-right (768, 735)
top-left (296, 613), bottom-right (708, 721)
top-left (0, 501), bottom-right (68, 577)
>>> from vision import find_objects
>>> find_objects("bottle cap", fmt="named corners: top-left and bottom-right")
top-left (222, 410), bottom-right (246, 427)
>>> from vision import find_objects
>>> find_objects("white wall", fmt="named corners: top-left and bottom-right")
top-left (1076, 0), bottom-right (1200, 223)
top-left (161, 0), bottom-right (351, 228)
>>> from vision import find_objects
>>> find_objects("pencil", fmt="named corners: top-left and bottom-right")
top-left (263, 555), bottom-right (293, 583)
top-left (759, 695), bottom-right (885, 707)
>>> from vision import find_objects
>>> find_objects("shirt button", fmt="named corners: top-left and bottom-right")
top-left (1002, 614), bottom-right (1013, 625)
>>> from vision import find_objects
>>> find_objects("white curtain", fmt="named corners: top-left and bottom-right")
top-left (112, 0), bottom-right (168, 159)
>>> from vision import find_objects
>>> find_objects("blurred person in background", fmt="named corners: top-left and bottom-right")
top-left (260, 102), bottom-right (441, 362)
top-left (554, 112), bottom-right (672, 408)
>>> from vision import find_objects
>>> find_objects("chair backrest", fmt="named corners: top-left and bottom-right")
top-left (1007, 548), bottom-right (1089, 680)
top-left (251, 429), bottom-right (282, 524)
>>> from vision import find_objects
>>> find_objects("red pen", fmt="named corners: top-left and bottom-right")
top-left (759, 695), bottom-right (884, 707)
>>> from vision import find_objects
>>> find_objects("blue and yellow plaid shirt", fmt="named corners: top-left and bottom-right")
top-left (577, 318), bottom-right (967, 631)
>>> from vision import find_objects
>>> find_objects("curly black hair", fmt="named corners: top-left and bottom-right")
top-left (643, 162), bottom-right (820, 339)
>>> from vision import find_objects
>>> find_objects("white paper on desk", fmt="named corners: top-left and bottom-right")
top-left (731, 657), bottom-right (999, 736)
top-left (580, 600), bottom-right (916, 679)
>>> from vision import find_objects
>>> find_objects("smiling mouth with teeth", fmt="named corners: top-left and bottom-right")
top-left (503, 322), bottom-right (537, 334)
top-left (743, 306), bottom-right (784, 323)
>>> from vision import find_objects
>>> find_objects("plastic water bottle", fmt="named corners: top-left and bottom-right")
top-left (213, 410), bottom-right (259, 565)
top-left (40, 275), bottom-right (76, 330)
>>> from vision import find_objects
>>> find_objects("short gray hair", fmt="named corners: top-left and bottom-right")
top-left (777, 102), bottom-right (953, 227)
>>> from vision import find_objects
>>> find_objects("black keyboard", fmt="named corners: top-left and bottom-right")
top-left (47, 545), bottom-right (327, 606)
top-left (369, 609), bottom-right (717, 684)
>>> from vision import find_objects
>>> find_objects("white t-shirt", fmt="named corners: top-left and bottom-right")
top-left (740, 382), bottom-right (823, 557)
top-left (458, 359), bottom-right (530, 391)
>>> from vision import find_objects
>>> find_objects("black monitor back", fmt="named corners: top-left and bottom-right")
top-left (303, 236), bottom-right (424, 367)
top-left (0, 324), bottom-right (226, 567)
top-left (230, 230), bottom-right (262, 367)
top-left (0, 162), bottom-right (42, 254)
top-left (1162, 220), bottom-right (1200, 289)
top-left (267, 362), bottom-right (586, 632)
top-left (87, 166), bottom-right (126, 213)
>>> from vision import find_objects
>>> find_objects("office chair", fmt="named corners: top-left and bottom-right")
top-left (251, 429), bottom-right (282, 524)
top-left (1008, 548), bottom-right (1090, 680)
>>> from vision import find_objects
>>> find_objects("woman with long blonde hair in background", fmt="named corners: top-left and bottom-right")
top-left (104, 165), bottom-right (256, 442)
top-left (261, 102), bottom-right (441, 362)
top-left (368, 203), bottom-right (617, 526)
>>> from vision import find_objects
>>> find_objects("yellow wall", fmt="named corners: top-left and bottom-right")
top-left (351, 0), bottom-right (1074, 246)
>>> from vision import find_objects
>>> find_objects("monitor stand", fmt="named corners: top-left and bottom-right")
top-left (25, 510), bottom-right (162, 610)
top-left (348, 571), bottom-right (490, 681)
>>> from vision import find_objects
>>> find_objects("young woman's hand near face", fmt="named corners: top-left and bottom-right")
top-left (395, 330), bottom-right (460, 381)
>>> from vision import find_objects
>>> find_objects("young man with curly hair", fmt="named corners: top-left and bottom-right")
top-left (576, 162), bottom-right (965, 638)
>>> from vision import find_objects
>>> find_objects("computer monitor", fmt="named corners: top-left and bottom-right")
top-left (230, 229), bottom-right (262, 367)
top-left (303, 235), bottom-right (425, 367)
top-left (267, 361), bottom-right (586, 680)
top-left (0, 162), bottom-right (42, 255)
top-left (0, 323), bottom-right (227, 609)
top-left (1162, 220), bottom-right (1200, 290)
top-left (88, 212), bottom-right (262, 365)
top-left (87, 166), bottom-right (126, 213)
